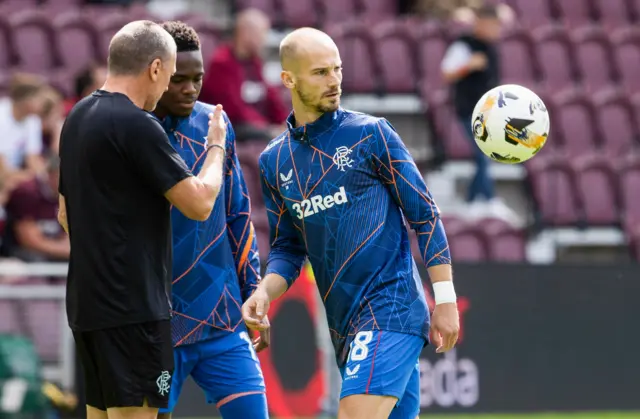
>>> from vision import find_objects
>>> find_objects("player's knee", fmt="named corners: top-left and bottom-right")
top-left (218, 392), bottom-right (268, 419)
top-left (338, 394), bottom-right (397, 419)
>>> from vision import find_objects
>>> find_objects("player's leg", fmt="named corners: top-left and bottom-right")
top-left (86, 320), bottom-right (174, 419)
top-left (72, 331), bottom-right (108, 419)
top-left (156, 343), bottom-right (199, 419)
top-left (338, 331), bottom-right (424, 419)
top-left (388, 361), bottom-right (421, 419)
top-left (190, 329), bottom-right (268, 418)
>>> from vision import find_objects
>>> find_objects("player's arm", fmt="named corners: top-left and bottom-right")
top-left (242, 158), bottom-right (307, 328)
top-left (223, 119), bottom-right (262, 301)
top-left (57, 194), bottom-right (68, 234)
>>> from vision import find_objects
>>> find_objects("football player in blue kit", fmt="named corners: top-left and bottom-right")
top-left (153, 21), bottom-right (269, 419)
top-left (242, 28), bottom-right (461, 419)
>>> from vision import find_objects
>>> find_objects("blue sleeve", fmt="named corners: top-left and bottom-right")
top-left (371, 119), bottom-right (452, 267)
top-left (259, 157), bottom-right (307, 287)
top-left (224, 119), bottom-right (262, 302)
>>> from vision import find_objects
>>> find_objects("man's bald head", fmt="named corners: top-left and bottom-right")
top-left (279, 28), bottom-right (338, 71)
top-left (108, 20), bottom-right (177, 76)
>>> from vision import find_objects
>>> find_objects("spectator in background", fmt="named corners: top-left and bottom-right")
top-left (4, 155), bottom-right (69, 262)
top-left (64, 64), bottom-right (107, 114)
top-left (441, 5), bottom-right (517, 221)
top-left (40, 87), bottom-right (65, 155)
top-left (0, 74), bottom-right (46, 189)
top-left (200, 9), bottom-right (288, 142)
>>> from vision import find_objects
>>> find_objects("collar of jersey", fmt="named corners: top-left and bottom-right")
top-left (286, 108), bottom-right (341, 141)
top-left (156, 113), bottom-right (188, 134)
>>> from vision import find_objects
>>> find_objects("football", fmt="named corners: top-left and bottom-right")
top-left (471, 84), bottom-right (550, 164)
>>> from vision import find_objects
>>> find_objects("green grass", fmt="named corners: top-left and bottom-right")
top-left (183, 414), bottom-right (640, 419)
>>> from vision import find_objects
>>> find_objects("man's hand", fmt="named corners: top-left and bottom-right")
top-left (207, 104), bottom-right (227, 147)
top-left (430, 302), bottom-right (460, 353)
top-left (242, 287), bottom-right (270, 331)
top-left (252, 316), bottom-right (271, 353)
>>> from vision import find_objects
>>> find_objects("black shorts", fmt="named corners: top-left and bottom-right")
top-left (73, 320), bottom-right (174, 410)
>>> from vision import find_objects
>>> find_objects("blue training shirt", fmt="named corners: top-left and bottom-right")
top-left (259, 108), bottom-right (451, 366)
top-left (158, 101), bottom-right (261, 347)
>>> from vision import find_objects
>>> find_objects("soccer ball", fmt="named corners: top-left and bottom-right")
top-left (471, 84), bottom-right (550, 164)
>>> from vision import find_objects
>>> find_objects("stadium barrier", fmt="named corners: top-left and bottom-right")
top-left (170, 263), bottom-right (640, 417)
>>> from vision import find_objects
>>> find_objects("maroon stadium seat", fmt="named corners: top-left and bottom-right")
top-left (507, 0), bottom-right (555, 29)
top-left (9, 10), bottom-right (61, 74)
top-left (96, 13), bottom-right (134, 62)
top-left (0, 0), bottom-right (38, 17)
top-left (317, 0), bottom-right (360, 27)
top-left (611, 28), bottom-right (640, 98)
top-left (277, 0), bottom-right (319, 28)
top-left (527, 155), bottom-right (582, 226)
top-left (328, 22), bottom-right (379, 94)
top-left (23, 300), bottom-right (62, 363)
top-left (371, 20), bottom-right (419, 94)
top-left (552, 0), bottom-right (595, 29)
top-left (551, 90), bottom-right (599, 157)
top-left (572, 26), bottom-right (617, 95)
top-left (427, 92), bottom-right (473, 160)
top-left (533, 25), bottom-right (579, 96)
top-left (593, 0), bottom-right (632, 31)
top-left (415, 21), bottom-right (449, 101)
top-left (481, 218), bottom-right (527, 262)
top-left (358, 0), bottom-right (397, 21)
top-left (53, 12), bottom-right (100, 76)
top-left (592, 89), bottom-right (639, 157)
top-left (0, 16), bottom-right (18, 70)
top-left (619, 154), bottom-right (640, 230)
top-left (190, 21), bottom-right (222, 67)
top-left (572, 154), bottom-right (620, 226)
top-left (0, 301), bottom-right (21, 335)
top-left (498, 28), bottom-right (539, 87)
top-left (447, 224), bottom-right (489, 262)
top-left (235, 0), bottom-right (277, 20)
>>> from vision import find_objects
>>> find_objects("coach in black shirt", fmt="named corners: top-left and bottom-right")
top-left (57, 20), bottom-right (228, 419)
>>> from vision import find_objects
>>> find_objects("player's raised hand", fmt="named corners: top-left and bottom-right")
top-left (206, 104), bottom-right (227, 147)
top-left (430, 302), bottom-right (460, 353)
top-left (242, 288), bottom-right (270, 332)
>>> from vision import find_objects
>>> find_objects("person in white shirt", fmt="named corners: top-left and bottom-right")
top-left (0, 74), bottom-right (47, 189)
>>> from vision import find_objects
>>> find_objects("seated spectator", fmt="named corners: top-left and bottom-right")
top-left (0, 74), bottom-right (47, 190)
top-left (200, 8), bottom-right (288, 142)
top-left (64, 64), bottom-right (107, 115)
top-left (40, 87), bottom-right (65, 156)
top-left (4, 156), bottom-right (69, 262)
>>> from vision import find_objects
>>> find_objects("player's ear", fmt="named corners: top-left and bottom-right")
top-left (281, 70), bottom-right (295, 89)
top-left (149, 58), bottom-right (162, 82)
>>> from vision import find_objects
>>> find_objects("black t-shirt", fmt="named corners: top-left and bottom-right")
top-left (59, 90), bottom-right (193, 332)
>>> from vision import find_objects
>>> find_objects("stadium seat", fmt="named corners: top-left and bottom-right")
top-left (553, 0), bottom-right (595, 29)
top-left (572, 26), bottom-right (618, 95)
top-left (447, 225), bottom-right (489, 262)
top-left (277, 0), bottom-right (319, 29)
top-left (551, 90), bottom-right (600, 157)
top-left (328, 22), bottom-right (380, 94)
top-left (235, 0), bottom-right (277, 19)
top-left (0, 16), bottom-right (18, 70)
top-left (572, 154), bottom-right (620, 226)
top-left (23, 300), bottom-right (61, 363)
top-left (96, 14), bottom-right (134, 62)
top-left (371, 20), bottom-right (419, 94)
top-left (592, 0), bottom-right (632, 31)
top-left (592, 89), bottom-right (639, 157)
top-left (619, 154), bottom-right (640, 229)
top-left (481, 218), bottom-right (527, 262)
top-left (527, 155), bottom-right (582, 226)
top-left (533, 25), bottom-right (579, 96)
top-left (52, 12), bottom-right (101, 76)
top-left (415, 20), bottom-right (449, 101)
top-left (0, 301), bottom-right (21, 334)
top-left (426, 92), bottom-right (473, 160)
top-left (190, 21), bottom-right (222, 67)
top-left (9, 10), bottom-right (61, 74)
top-left (611, 28), bottom-right (640, 98)
top-left (508, 0), bottom-right (555, 29)
top-left (0, 0), bottom-right (38, 17)
top-left (358, 0), bottom-right (397, 21)
top-left (317, 0), bottom-right (360, 28)
top-left (498, 27), bottom-right (540, 87)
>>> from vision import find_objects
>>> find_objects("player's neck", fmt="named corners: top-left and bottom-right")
top-left (101, 77), bottom-right (147, 110)
top-left (291, 104), bottom-right (323, 128)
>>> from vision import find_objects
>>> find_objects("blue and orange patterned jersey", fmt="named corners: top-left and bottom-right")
top-left (158, 101), bottom-right (261, 347)
top-left (259, 108), bottom-right (451, 366)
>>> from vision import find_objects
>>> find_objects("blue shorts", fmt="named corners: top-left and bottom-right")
top-left (159, 330), bottom-right (266, 413)
top-left (340, 330), bottom-right (424, 419)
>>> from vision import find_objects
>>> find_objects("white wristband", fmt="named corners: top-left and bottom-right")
top-left (433, 281), bottom-right (457, 305)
